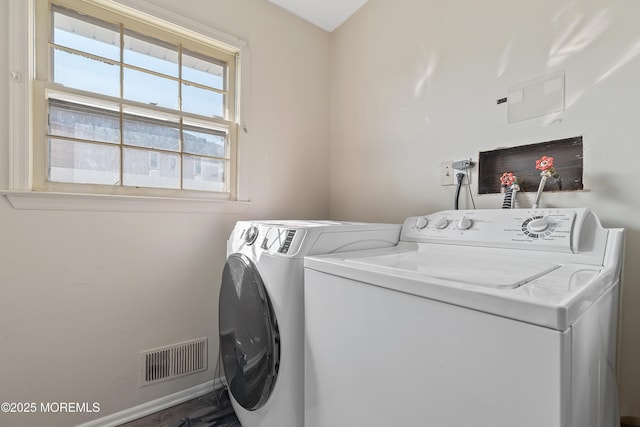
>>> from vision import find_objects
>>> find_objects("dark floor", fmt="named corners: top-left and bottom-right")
top-left (118, 388), bottom-right (240, 427)
top-left (117, 389), bottom-right (634, 427)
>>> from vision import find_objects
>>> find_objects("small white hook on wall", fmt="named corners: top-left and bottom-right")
top-left (10, 71), bottom-right (22, 83)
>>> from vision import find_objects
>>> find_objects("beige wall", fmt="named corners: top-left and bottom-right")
top-left (0, 1), bottom-right (330, 426)
top-left (330, 0), bottom-right (640, 417)
top-left (2, 0), bottom-right (639, 424)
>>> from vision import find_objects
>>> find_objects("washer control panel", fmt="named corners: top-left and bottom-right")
top-left (521, 215), bottom-right (556, 238)
top-left (401, 209), bottom-right (585, 253)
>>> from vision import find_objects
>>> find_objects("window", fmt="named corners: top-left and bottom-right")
top-left (32, 0), bottom-right (241, 199)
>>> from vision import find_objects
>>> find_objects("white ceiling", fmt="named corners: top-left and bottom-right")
top-left (267, 0), bottom-right (369, 32)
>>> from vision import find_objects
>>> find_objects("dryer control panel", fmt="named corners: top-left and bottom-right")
top-left (401, 208), bottom-right (599, 253)
top-left (229, 223), bottom-right (306, 256)
top-left (260, 227), bottom-right (303, 255)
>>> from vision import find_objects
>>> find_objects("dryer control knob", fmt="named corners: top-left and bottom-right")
top-left (415, 216), bottom-right (429, 229)
top-left (435, 217), bottom-right (449, 229)
top-left (528, 217), bottom-right (550, 232)
top-left (244, 226), bottom-right (259, 245)
top-left (457, 216), bottom-right (472, 230)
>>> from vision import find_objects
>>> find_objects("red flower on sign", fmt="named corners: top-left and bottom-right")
top-left (536, 156), bottom-right (554, 171)
top-left (500, 172), bottom-right (516, 186)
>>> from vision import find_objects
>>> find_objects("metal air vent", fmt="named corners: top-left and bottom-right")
top-left (140, 337), bottom-right (208, 386)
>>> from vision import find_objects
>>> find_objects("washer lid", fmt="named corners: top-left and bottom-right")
top-left (347, 250), bottom-right (560, 289)
top-left (304, 243), bottom-right (616, 330)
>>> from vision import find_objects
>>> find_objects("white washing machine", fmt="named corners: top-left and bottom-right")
top-left (218, 220), bottom-right (401, 427)
top-left (304, 208), bottom-right (624, 427)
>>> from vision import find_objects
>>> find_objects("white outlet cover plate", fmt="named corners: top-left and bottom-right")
top-left (441, 162), bottom-right (454, 186)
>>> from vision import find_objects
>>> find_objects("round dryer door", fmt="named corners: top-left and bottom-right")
top-left (219, 253), bottom-right (280, 411)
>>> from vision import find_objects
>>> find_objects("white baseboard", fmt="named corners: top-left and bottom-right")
top-left (76, 379), bottom-right (224, 427)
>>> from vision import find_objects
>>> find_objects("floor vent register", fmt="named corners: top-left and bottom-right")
top-left (140, 337), bottom-right (208, 386)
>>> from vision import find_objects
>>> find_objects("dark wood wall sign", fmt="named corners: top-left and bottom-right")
top-left (478, 136), bottom-right (584, 194)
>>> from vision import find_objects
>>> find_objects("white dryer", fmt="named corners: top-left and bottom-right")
top-left (304, 208), bottom-right (624, 427)
top-left (218, 220), bottom-right (401, 427)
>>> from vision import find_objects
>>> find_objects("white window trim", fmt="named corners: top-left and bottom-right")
top-left (7, 0), bottom-right (251, 213)
top-left (8, 0), bottom-right (32, 192)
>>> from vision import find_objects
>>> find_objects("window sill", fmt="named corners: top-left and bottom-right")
top-left (1, 191), bottom-right (251, 214)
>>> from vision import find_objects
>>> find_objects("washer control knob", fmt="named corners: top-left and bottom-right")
top-left (244, 226), bottom-right (259, 245)
top-left (457, 216), bottom-right (473, 230)
top-left (415, 216), bottom-right (429, 229)
top-left (528, 217), bottom-right (550, 232)
top-left (435, 217), bottom-right (449, 229)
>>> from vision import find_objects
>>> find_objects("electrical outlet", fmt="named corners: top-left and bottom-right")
top-left (453, 159), bottom-right (474, 185)
top-left (440, 161), bottom-right (454, 186)
top-left (453, 168), bottom-right (469, 185)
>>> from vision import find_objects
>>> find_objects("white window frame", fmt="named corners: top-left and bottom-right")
top-left (6, 0), bottom-right (251, 213)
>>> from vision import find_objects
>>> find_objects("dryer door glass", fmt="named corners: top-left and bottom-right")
top-left (219, 253), bottom-right (280, 411)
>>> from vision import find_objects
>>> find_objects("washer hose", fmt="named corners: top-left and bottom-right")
top-left (454, 173), bottom-right (464, 210)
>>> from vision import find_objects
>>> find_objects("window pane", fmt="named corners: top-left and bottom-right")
top-left (183, 124), bottom-right (226, 157)
top-left (124, 31), bottom-right (178, 77)
top-left (183, 155), bottom-right (225, 191)
top-left (183, 49), bottom-right (224, 90)
top-left (49, 139), bottom-right (120, 185)
top-left (123, 109), bottom-right (180, 151)
top-left (53, 49), bottom-right (119, 97)
top-left (43, 2), bottom-right (237, 195)
top-left (124, 68), bottom-right (178, 109)
top-left (182, 83), bottom-right (224, 118)
top-left (123, 148), bottom-right (180, 189)
top-left (53, 8), bottom-right (120, 61)
top-left (49, 99), bottom-right (120, 144)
